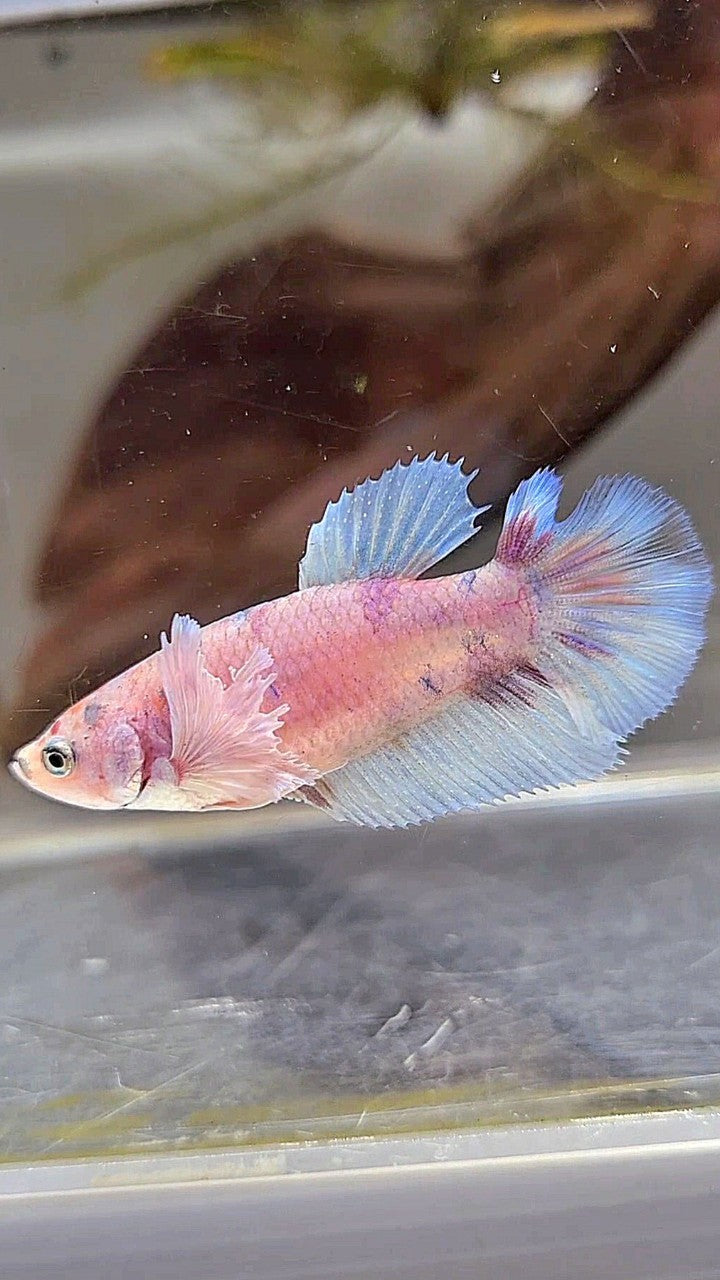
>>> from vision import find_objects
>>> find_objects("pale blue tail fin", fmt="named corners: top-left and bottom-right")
top-left (496, 469), bottom-right (714, 739)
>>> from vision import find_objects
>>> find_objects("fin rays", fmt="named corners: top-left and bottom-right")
top-left (498, 469), bottom-right (713, 741)
top-left (154, 614), bottom-right (314, 810)
top-left (298, 462), bottom-right (712, 829)
top-left (299, 452), bottom-right (488, 588)
top-left (299, 674), bottom-right (620, 828)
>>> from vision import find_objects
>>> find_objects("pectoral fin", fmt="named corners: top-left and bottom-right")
top-left (143, 614), bottom-right (315, 811)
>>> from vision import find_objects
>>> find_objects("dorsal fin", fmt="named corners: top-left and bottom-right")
top-left (298, 453), bottom-right (489, 588)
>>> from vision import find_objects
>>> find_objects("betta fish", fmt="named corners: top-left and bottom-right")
top-left (9, 454), bottom-right (713, 827)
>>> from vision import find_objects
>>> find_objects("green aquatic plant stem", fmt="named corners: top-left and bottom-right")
top-left (149, 21), bottom-right (617, 119)
top-left (60, 130), bottom-right (396, 301)
top-left (571, 128), bottom-right (720, 205)
top-left (507, 106), bottom-right (720, 206)
top-left (147, 0), bottom-right (652, 116)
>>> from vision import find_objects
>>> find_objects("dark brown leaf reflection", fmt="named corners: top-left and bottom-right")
top-left (9, 0), bottom-right (720, 748)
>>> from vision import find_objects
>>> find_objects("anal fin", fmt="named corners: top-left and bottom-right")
top-left (297, 674), bottom-right (621, 829)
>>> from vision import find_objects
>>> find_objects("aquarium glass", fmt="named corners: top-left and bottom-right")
top-left (1, 0), bottom-right (719, 1169)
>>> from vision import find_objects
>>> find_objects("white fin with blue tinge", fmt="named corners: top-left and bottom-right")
top-left (298, 453), bottom-right (488, 588)
top-left (297, 672), bottom-right (620, 828)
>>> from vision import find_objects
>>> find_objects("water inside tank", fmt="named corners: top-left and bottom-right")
top-left (0, 0), bottom-right (719, 1168)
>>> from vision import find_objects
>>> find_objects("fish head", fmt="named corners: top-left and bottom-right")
top-left (10, 699), bottom-right (144, 810)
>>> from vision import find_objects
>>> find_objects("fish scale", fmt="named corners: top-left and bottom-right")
top-left (200, 568), bottom-right (533, 776)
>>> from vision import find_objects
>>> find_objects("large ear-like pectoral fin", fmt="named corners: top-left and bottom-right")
top-left (151, 614), bottom-right (315, 810)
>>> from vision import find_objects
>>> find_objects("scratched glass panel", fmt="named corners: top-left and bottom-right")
top-left (1, 0), bottom-right (719, 1168)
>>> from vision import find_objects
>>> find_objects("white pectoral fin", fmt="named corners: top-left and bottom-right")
top-left (144, 614), bottom-right (315, 811)
top-left (298, 453), bottom-right (489, 587)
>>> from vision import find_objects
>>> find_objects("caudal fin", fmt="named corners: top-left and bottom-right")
top-left (496, 468), bottom-right (714, 739)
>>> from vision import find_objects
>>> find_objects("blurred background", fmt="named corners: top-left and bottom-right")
top-left (0, 0), bottom-right (719, 1170)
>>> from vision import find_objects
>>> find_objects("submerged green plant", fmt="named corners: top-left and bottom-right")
top-left (64, 0), bottom-right (718, 302)
top-left (149, 0), bottom-right (652, 119)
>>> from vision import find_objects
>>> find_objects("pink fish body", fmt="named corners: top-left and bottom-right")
top-left (245, 568), bottom-right (530, 771)
top-left (10, 455), bottom-right (713, 827)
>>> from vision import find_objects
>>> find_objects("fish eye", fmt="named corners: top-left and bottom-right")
top-left (41, 738), bottom-right (76, 778)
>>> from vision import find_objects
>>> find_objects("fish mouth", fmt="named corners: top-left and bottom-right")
top-left (7, 754), bottom-right (48, 800)
top-left (9, 754), bottom-right (30, 783)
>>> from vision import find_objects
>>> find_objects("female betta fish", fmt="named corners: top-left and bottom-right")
top-left (10, 455), bottom-right (713, 827)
